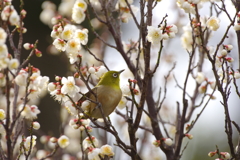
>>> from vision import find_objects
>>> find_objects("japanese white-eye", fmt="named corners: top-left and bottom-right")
top-left (80, 70), bottom-right (124, 118)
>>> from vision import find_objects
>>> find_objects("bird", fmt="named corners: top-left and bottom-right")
top-left (80, 70), bottom-right (124, 119)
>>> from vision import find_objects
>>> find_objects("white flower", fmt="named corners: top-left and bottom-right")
top-left (61, 76), bottom-right (80, 97)
top-left (72, 8), bottom-right (86, 24)
top-left (0, 123), bottom-right (6, 136)
top-left (58, 135), bottom-right (70, 148)
top-left (15, 69), bottom-right (28, 86)
top-left (146, 26), bottom-right (163, 45)
top-left (0, 109), bottom-right (6, 120)
top-left (73, 0), bottom-right (87, 11)
top-left (66, 38), bottom-right (81, 53)
top-left (66, 51), bottom-right (80, 64)
top-left (0, 27), bottom-right (7, 44)
top-left (24, 135), bottom-right (37, 151)
top-left (120, 5), bottom-right (139, 23)
top-left (88, 148), bottom-right (101, 160)
top-left (9, 10), bottom-right (20, 26)
top-left (81, 100), bottom-right (90, 112)
top-left (121, 84), bottom-right (131, 95)
top-left (116, 0), bottom-right (133, 8)
top-left (59, 0), bottom-right (75, 17)
top-left (206, 16), bottom-right (220, 31)
top-left (83, 136), bottom-right (99, 150)
top-left (95, 66), bottom-right (108, 78)
top-left (19, 104), bottom-right (41, 120)
top-left (53, 38), bottom-right (67, 51)
top-left (234, 23), bottom-right (240, 31)
top-left (39, 1), bottom-right (56, 26)
top-left (0, 57), bottom-right (9, 69)
top-left (35, 76), bottom-right (49, 92)
top-left (198, 85), bottom-right (206, 94)
top-left (100, 145), bottom-right (114, 157)
top-left (117, 96), bottom-right (127, 109)
top-left (181, 25), bottom-right (193, 51)
top-left (8, 58), bottom-right (19, 70)
top-left (61, 25), bottom-right (75, 40)
top-left (0, 44), bottom-right (8, 58)
top-left (74, 28), bottom-right (88, 45)
top-left (36, 150), bottom-right (47, 159)
top-left (195, 72), bottom-right (205, 84)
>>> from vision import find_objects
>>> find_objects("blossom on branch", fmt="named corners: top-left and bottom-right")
top-left (58, 135), bottom-right (70, 148)
top-left (19, 104), bottom-right (41, 120)
top-left (206, 16), bottom-right (220, 31)
top-left (61, 76), bottom-right (80, 98)
top-left (146, 26), bottom-right (163, 45)
top-left (100, 145), bottom-right (115, 157)
top-left (24, 135), bottom-right (37, 151)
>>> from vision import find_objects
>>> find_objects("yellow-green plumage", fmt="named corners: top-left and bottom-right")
top-left (81, 70), bottom-right (124, 118)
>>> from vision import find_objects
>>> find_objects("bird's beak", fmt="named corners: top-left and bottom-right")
top-left (118, 69), bottom-right (125, 74)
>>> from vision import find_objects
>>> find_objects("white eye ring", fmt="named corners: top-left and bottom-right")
top-left (112, 73), bottom-right (118, 78)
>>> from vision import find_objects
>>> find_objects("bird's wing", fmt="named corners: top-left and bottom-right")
top-left (78, 87), bottom-right (98, 103)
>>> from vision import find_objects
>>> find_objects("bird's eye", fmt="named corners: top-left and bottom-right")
top-left (112, 73), bottom-right (118, 78)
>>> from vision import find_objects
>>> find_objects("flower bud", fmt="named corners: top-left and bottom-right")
top-left (32, 121), bottom-right (40, 130)
top-left (88, 67), bottom-right (96, 74)
top-left (198, 85), bottom-right (206, 94)
top-left (225, 57), bottom-right (234, 63)
top-left (50, 137), bottom-right (58, 143)
top-left (163, 138), bottom-right (173, 146)
top-left (195, 72), bottom-right (205, 84)
top-left (220, 152), bottom-right (231, 159)
top-left (185, 134), bottom-right (193, 139)
top-left (234, 72), bottom-right (240, 79)
top-left (208, 151), bottom-right (216, 157)
top-left (20, 9), bottom-right (27, 18)
top-left (55, 76), bottom-right (61, 81)
top-left (220, 49), bottom-right (227, 57)
top-left (35, 49), bottom-right (42, 57)
top-left (152, 140), bottom-right (161, 147)
top-left (23, 43), bottom-right (33, 50)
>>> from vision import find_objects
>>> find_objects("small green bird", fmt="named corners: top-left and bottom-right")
top-left (80, 70), bottom-right (124, 119)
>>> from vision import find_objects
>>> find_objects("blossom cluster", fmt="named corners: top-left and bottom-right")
top-left (115, 0), bottom-right (139, 23)
top-left (0, 27), bottom-right (19, 71)
top-left (82, 136), bottom-right (114, 160)
top-left (147, 24), bottom-right (178, 45)
top-left (51, 23), bottom-right (89, 64)
top-left (177, 0), bottom-right (220, 14)
top-left (48, 76), bottom-right (81, 103)
top-left (181, 16), bottom-right (220, 51)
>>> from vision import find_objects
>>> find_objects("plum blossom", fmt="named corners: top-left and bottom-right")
top-left (100, 145), bottom-right (114, 157)
top-left (19, 104), bottom-right (41, 120)
top-left (24, 135), bottom-right (37, 151)
top-left (61, 76), bottom-right (80, 97)
top-left (74, 28), bottom-right (88, 45)
top-left (58, 135), bottom-right (70, 148)
top-left (146, 26), bottom-right (163, 45)
top-left (206, 16), bottom-right (220, 31)
top-left (83, 136), bottom-right (99, 150)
